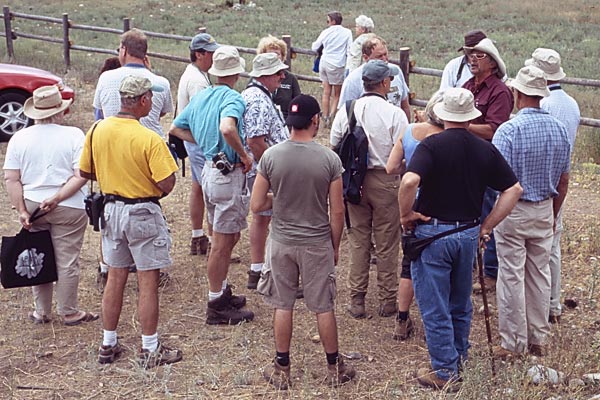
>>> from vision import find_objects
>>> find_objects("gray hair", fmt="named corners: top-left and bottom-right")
top-left (355, 15), bottom-right (374, 31)
top-left (425, 90), bottom-right (445, 128)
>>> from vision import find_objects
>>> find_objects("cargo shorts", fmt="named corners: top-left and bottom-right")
top-left (201, 165), bottom-right (249, 234)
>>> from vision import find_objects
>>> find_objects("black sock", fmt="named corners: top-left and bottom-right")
top-left (397, 311), bottom-right (409, 321)
top-left (276, 351), bottom-right (290, 367)
top-left (326, 351), bottom-right (339, 365)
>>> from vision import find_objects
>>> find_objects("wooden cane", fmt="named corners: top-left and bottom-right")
top-left (477, 238), bottom-right (495, 376)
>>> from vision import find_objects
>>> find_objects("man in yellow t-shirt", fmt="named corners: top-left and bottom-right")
top-left (80, 76), bottom-right (180, 369)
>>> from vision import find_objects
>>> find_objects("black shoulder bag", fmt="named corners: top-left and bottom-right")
top-left (83, 122), bottom-right (105, 232)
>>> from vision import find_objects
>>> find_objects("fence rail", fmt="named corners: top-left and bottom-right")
top-left (2, 6), bottom-right (599, 128)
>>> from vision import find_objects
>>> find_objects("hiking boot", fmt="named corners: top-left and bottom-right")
top-left (206, 294), bottom-right (254, 325)
top-left (392, 316), bottom-right (414, 341)
top-left (158, 272), bottom-right (170, 288)
top-left (190, 235), bottom-right (209, 255)
top-left (492, 345), bottom-right (520, 361)
top-left (139, 342), bottom-right (182, 369)
top-left (416, 368), bottom-right (460, 392)
top-left (263, 359), bottom-right (292, 390)
top-left (473, 275), bottom-right (496, 294)
top-left (528, 343), bottom-right (546, 357)
top-left (378, 302), bottom-right (398, 317)
top-left (97, 266), bottom-right (108, 294)
top-left (247, 270), bottom-right (261, 290)
top-left (98, 342), bottom-right (122, 364)
top-left (347, 294), bottom-right (366, 319)
top-left (223, 284), bottom-right (246, 309)
top-left (327, 358), bottom-right (356, 386)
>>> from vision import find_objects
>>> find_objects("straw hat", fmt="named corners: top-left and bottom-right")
top-left (433, 88), bottom-right (482, 122)
top-left (464, 38), bottom-right (507, 79)
top-left (508, 66), bottom-right (550, 97)
top-left (208, 46), bottom-right (246, 77)
top-left (525, 48), bottom-right (566, 81)
top-left (23, 85), bottom-right (72, 120)
top-left (248, 53), bottom-right (288, 78)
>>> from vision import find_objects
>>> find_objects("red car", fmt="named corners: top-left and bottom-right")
top-left (0, 64), bottom-right (75, 141)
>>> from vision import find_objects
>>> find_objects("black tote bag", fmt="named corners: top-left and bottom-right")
top-left (0, 208), bottom-right (57, 289)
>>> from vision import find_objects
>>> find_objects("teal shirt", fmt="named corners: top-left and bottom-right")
top-left (174, 85), bottom-right (246, 163)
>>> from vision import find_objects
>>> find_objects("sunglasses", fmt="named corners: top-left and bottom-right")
top-left (467, 53), bottom-right (488, 60)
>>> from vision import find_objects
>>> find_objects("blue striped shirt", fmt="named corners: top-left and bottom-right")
top-left (541, 84), bottom-right (580, 151)
top-left (493, 107), bottom-right (570, 202)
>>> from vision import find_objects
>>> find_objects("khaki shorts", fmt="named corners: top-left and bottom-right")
top-left (201, 165), bottom-right (249, 234)
top-left (102, 201), bottom-right (172, 270)
top-left (258, 237), bottom-right (337, 313)
top-left (319, 60), bottom-right (345, 86)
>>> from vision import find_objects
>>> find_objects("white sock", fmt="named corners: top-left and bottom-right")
top-left (221, 279), bottom-right (228, 290)
top-left (250, 263), bottom-right (264, 272)
top-left (99, 262), bottom-right (109, 273)
top-left (208, 290), bottom-right (223, 301)
top-left (142, 332), bottom-right (158, 352)
top-left (192, 229), bottom-right (205, 238)
top-left (103, 330), bottom-right (117, 347)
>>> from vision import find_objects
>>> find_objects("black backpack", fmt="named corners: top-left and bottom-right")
top-left (335, 99), bottom-right (369, 227)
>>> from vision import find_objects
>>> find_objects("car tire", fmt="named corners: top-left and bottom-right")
top-left (0, 90), bottom-right (32, 142)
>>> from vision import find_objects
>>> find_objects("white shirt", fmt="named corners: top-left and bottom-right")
top-left (93, 64), bottom-right (173, 139)
top-left (4, 124), bottom-right (87, 209)
top-left (439, 55), bottom-right (473, 90)
top-left (312, 25), bottom-right (353, 68)
top-left (541, 84), bottom-right (580, 151)
top-left (177, 63), bottom-right (211, 112)
top-left (338, 63), bottom-right (409, 110)
top-left (330, 94), bottom-right (408, 169)
top-left (346, 33), bottom-right (373, 73)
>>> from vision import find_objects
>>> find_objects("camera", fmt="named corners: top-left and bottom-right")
top-left (212, 152), bottom-right (234, 175)
top-left (84, 192), bottom-right (105, 232)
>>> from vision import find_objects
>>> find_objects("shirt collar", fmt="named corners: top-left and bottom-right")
top-left (123, 63), bottom-right (146, 68)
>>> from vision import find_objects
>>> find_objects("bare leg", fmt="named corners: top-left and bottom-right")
top-left (397, 278), bottom-right (414, 312)
top-left (329, 84), bottom-right (342, 119)
top-left (101, 267), bottom-right (129, 331)
top-left (207, 232), bottom-right (240, 292)
top-left (273, 309), bottom-right (293, 352)
top-left (137, 269), bottom-right (160, 335)
top-left (316, 311), bottom-right (338, 353)
top-left (250, 214), bottom-right (271, 264)
top-left (321, 81), bottom-right (332, 118)
top-left (190, 180), bottom-right (205, 231)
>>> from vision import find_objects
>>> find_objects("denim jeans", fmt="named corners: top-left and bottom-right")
top-left (411, 222), bottom-right (479, 380)
top-left (481, 188), bottom-right (499, 278)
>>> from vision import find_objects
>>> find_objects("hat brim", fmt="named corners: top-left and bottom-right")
top-left (23, 97), bottom-right (72, 120)
top-left (508, 79), bottom-right (550, 98)
top-left (433, 102), bottom-right (482, 123)
top-left (248, 63), bottom-right (289, 78)
top-left (467, 40), bottom-right (507, 79)
top-left (208, 58), bottom-right (246, 77)
top-left (191, 43), bottom-right (220, 52)
top-left (524, 58), bottom-right (566, 80)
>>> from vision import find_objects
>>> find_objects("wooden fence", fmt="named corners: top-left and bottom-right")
top-left (2, 6), bottom-right (599, 128)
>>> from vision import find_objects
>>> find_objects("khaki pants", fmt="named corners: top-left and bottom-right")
top-left (26, 200), bottom-right (87, 317)
top-left (496, 199), bottom-right (553, 352)
top-left (347, 169), bottom-right (400, 305)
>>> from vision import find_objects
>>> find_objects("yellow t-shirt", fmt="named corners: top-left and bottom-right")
top-left (80, 117), bottom-right (178, 198)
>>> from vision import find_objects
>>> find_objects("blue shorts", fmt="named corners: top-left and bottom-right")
top-left (184, 141), bottom-right (206, 184)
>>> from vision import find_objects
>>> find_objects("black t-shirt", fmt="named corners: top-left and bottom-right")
top-left (274, 71), bottom-right (301, 119)
top-left (407, 128), bottom-right (518, 220)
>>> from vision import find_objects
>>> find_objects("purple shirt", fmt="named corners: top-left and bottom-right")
top-left (463, 74), bottom-right (513, 134)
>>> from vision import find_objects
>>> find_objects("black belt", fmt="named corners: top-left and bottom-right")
top-left (104, 194), bottom-right (160, 206)
top-left (419, 218), bottom-right (480, 227)
top-left (518, 198), bottom-right (551, 203)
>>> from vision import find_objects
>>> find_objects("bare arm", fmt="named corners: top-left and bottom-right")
top-left (220, 117), bottom-right (253, 173)
top-left (398, 172), bottom-right (430, 230)
top-left (386, 139), bottom-right (405, 175)
top-left (247, 136), bottom-right (269, 162)
top-left (250, 173), bottom-right (272, 213)
top-left (468, 123), bottom-right (495, 141)
top-left (168, 124), bottom-right (196, 143)
top-left (156, 173), bottom-right (176, 195)
top-left (480, 182), bottom-right (523, 240)
top-left (41, 170), bottom-right (88, 212)
top-left (328, 178), bottom-right (345, 265)
top-left (553, 172), bottom-right (569, 221)
top-left (4, 169), bottom-right (32, 229)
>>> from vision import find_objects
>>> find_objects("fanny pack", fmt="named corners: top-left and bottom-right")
top-left (402, 221), bottom-right (479, 262)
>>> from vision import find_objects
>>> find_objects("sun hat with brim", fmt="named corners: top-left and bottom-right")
top-left (508, 66), bottom-right (550, 97)
top-left (248, 53), bottom-right (289, 78)
top-left (285, 94), bottom-right (320, 127)
top-left (208, 46), bottom-right (246, 77)
top-left (23, 85), bottom-right (73, 120)
top-left (362, 60), bottom-right (400, 82)
top-left (457, 29), bottom-right (486, 52)
top-left (524, 48), bottom-right (565, 81)
top-left (433, 87), bottom-right (482, 123)
top-left (190, 33), bottom-right (220, 52)
top-left (119, 76), bottom-right (164, 98)
top-left (464, 38), bottom-right (506, 79)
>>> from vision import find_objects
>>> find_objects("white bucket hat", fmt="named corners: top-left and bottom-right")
top-left (23, 85), bottom-right (72, 120)
top-left (208, 46), bottom-right (246, 77)
top-left (508, 66), bottom-right (550, 97)
top-left (524, 48), bottom-right (566, 81)
top-left (464, 38), bottom-right (507, 79)
top-left (433, 88), bottom-right (482, 123)
top-left (248, 53), bottom-right (288, 78)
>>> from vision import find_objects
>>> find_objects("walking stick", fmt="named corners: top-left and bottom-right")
top-left (477, 238), bottom-right (495, 376)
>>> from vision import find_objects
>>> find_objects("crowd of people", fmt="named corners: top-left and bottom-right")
top-left (2, 10), bottom-right (582, 392)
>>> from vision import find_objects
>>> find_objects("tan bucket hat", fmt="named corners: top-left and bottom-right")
top-left (525, 48), bottom-right (566, 81)
top-left (208, 46), bottom-right (246, 77)
top-left (508, 66), bottom-right (550, 97)
top-left (248, 53), bottom-right (288, 78)
top-left (433, 88), bottom-right (482, 123)
top-left (464, 38), bottom-right (507, 79)
top-left (23, 85), bottom-right (72, 120)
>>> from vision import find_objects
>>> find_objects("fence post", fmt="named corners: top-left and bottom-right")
top-left (399, 47), bottom-right (411, 88)
top-left (3, 6), bottom-right (14, 61)
top-left (123, 18), bottom-right (130, 32)
top-left (62, 13), bottom-right (71, 69)
top-left (283, 34), bottom-right (292, 71)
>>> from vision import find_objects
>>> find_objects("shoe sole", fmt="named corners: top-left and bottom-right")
top-left (98, 349), bottom-right (122, 364)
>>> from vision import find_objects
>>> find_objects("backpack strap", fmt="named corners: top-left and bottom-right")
top-left (456, 55), bottom-right (467, 84)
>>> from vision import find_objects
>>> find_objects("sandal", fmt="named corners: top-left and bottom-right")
top-left (63, 311), bottom-right (99, 326)
top-left (28, 311), bottom-right (51, 324)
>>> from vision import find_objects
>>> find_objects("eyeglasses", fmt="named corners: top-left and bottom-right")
top-left (467, 52), bottom-right (487, 60)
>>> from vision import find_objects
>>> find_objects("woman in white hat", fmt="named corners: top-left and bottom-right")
top-left (3, 85), bottom-right (99, 326)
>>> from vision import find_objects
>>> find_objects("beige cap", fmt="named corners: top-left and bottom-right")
top-left (508, 66), bottom-right (550, 97)
top-left (433, 88), bottom-right (482, 122)
top-left (208, 46), bottom-right (246, 77)
top-left (464, 38), bottom-right (507, 79)
top-left (119, 76), bottom-right (164, 98)
top-left (525, 48), bottom-right (566, 81)
top-left (23, 85), bottom-right (72, 120)
top-left (248, 52), bottom-right (288, 78)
